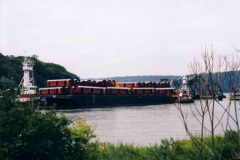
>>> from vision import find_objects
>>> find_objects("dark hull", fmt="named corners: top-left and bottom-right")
top-left (179, 99), bottom-right (194, 103)
top-left (193, 94), bottom-right (226, 100)
top-left (42, 94), bottom-right (175, 109)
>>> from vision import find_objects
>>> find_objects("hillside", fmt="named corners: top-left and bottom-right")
top-left (0, 53), bottom-right (78, 90)
top-left (97, 75), bottom-right (180, 82)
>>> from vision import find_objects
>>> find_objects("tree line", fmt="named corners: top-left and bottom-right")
top-left (0, 53), bottom-right (78, 91)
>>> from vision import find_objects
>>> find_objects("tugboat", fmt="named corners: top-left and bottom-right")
top-left (177, 76), bottom-right (194, 103)
top-left (18, 57), bottom-right (38, 103)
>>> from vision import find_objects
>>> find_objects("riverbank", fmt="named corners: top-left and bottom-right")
top-left (91, 132), bottom-right (239, 160)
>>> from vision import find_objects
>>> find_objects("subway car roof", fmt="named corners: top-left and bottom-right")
top-left (77, 86), bottom-right (106, 89)
top-left (155, 88), bottom-right (175, 90)
top-left (116, 82), bottom-right (138, 84)
top-left (39, 87), bottom-right (63, 90)
top-left (107, 87), bottom-right (131, 90)
top-left (132, 88), bottom-right (155, 90)
top-left (47, 79), bottom-right (72, 81)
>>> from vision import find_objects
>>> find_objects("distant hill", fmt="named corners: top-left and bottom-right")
top-left (0, 53), bottom-right (78, 90)
top-left (96, 75), bottom-right (181, 82)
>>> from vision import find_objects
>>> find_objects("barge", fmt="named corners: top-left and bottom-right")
top-left (39, 79), bottom-right (177, 109)
top-left (18, 57), bottom-right (178, 109)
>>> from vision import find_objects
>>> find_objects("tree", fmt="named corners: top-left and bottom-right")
top-left (0, 53), bottom-right (4, 59)
top-left (0, 77), bottom-right (15, 91)
top-left (0, 54), bottom-right (79, 90)
top-left (176, 46), bottom-right (240, 159)
top-left (0, 92), bottom-right (95, 160)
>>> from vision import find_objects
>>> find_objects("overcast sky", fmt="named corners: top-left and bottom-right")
top-left (0, 0), bottom-right (240, 78)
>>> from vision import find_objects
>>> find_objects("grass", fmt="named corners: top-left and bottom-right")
top-left (87, 131), bottom-right (239, 160)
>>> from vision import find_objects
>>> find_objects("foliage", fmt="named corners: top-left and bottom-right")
top-left (0, 54), bottom-right (78, 90)
top-left (0, 76), bottom-right (15, 91)
top-left (68, 117), bottom-right (97, 160)
top-left (95, 133), bottom-right (239, 160)
top-left (0, 93), bottom-right (95, 160)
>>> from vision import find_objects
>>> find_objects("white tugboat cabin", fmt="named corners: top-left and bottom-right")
top-left (178, 76), bottom-right (194, 103)
top-left (18, 57), bottom-right (37, 103)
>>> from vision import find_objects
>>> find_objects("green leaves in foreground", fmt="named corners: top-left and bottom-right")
top-left (0, 93), bottom-right (95, 160)
top-left (95, 135), bottom-right (239, 160)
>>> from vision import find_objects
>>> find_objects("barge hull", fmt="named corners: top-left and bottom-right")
top-left (44, 95), bottom-right (175, 109)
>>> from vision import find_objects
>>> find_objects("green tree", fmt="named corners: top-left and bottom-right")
top-left (0, 77), bottom-right (15, 91)
top-left (0, 53), bottom-right (78, 89)
top-left (0, 93), bottom-right (95, 160)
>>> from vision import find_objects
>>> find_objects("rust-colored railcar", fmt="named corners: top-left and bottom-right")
top-left (39, 87), bottom-right (63, 95)
top-left (47, 79), bottom-right (79, 87)
top-left (73, 86), bottom-right (105, 95)
top-left (106, 87), bottom-right (130, 95)
top-left (155, 88), bottom-right (175, 95)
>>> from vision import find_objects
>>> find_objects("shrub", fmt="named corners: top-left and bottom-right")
top-left (0, 93), bottom-right (95, 160)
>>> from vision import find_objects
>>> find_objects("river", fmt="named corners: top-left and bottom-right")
top-left (58, 95), bottom-right (240, 146)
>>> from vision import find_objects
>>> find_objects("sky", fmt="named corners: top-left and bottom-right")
top-left (0, 0), bottom-right (240, 78)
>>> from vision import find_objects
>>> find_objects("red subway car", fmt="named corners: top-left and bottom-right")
top-left (106, 87), bottom-right (130, 95)
top-left (39, 87), bottom-right (63, 95)
top-left (155, 88), bottom-right (175, 95)
top-left (73, 86), bottom-right (106, 95)
top-left (132, 88), bottom-right (155, 95)
top-left (47, 79), bottom-right (79, 87)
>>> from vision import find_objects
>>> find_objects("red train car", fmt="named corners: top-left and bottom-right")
top-left (79, 79), bottom-right (115, 87)
top-left (106, 87), bottom-right (130, 95)
top-left (115, 83), bottom-right (125, 88)
top-left (143, 88), bottom-right (154, 95)
top-left (92, 87), bottom-right (105, 94)
top-left (132, 88), bottom-right (155, 95)
top-left (115, 82), bottom-right (138, 88)
top-left (47, 79), bottom-right (79, 87)
top-left (157, 82), bottom-right (170, 88)
top-left (132, 88), bottom-right (144, 95)
top-left (39, 87), bottom-right (63, 95)
top-left (73, 86), bottom-right (106, 95)
top-left (155, 88), bottom-right (175, 95)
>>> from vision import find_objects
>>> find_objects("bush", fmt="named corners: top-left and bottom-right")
top-left (68, 117), bottom-right (97, 160)
top-left (95, 135), bottom-right (239, 160)
top-left (0, 93), bottom-right (95, 160)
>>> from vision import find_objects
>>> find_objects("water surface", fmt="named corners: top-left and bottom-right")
top-left (59, 96), bottom-right (240, 146)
